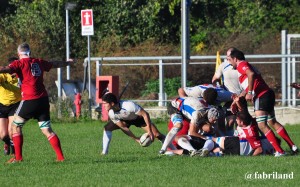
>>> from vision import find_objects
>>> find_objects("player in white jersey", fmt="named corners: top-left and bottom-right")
top-left (179, 84), bottom-right (235, 136)
top-left (101, 93), bottom-right (166, 155)
top-left (212, 47), bottom-right (243, 95)
top-left (159, 97), bottom-right (219, 155)
top-left (211, 48), bottom-right (244, 136)
top-left (178, 84), bottom-right (233, 105)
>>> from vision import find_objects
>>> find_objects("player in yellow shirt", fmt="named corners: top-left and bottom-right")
top-left (0, 57), bottom-right (21, 155)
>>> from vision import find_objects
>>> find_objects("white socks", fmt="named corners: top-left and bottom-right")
top-left (177, 137), bottom-right (195, 151)
top-left (203, 139), bottom-right (214, 151)
top-left (160, 127), bottom-right (180, 152)
top-left (102, 130), bottom-right (112, 155)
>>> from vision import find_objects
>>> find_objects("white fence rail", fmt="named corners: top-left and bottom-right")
top-left (82, 54), bottom-right (300, 107)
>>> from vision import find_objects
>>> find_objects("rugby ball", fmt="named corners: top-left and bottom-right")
top-left (139, 133), bottom-right (152, 147)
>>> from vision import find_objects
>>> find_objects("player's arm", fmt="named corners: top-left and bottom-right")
top-left (50, 59), bottom-right (76, 68)
top-left (245, 69), bottom-right (255, 101)
top-left (211, 74), bottom-right (220, 86)
top-left (0, 66), bottom-right (12, 74)
top-left (212, 64), bottom-right (223, 86)
top-left (247, 133), bottom-right (263, 156)
top-left (238, 90), bottom-right (247, 97)
top-left (115, 121), bottom-right (140, 143)
top-left (252, 146), bottom-right (263, 156)
top-left (136, 108), bottom-right (154, 141)
top-left (188, 121), bottom-right (206, 140)
top-left (178, 87), bottom-right (187, 97)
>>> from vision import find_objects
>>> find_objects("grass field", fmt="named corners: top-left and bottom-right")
top-left (0, 119), bottom-right (299, 187)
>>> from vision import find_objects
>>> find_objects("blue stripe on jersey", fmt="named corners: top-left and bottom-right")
top-left (199, 85), bottom-right (223, 91)
top-left (223, 64), bottom-right (232, 70)
top-left (182, 104), bottom-right (195, 115)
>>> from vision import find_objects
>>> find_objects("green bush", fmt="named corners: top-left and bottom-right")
top-left (142, 77), bottom-right (192, 97)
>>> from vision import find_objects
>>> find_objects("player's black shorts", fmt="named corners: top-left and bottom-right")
top-left (223, 136), bottom-right (240, 155)
top-left (122, 116), bottom-right (146, 128)
top-left (15, 97), bottom-right (50, 122)
top-left (0, 102), bottom-right (20, 118)
top-left (189, 136), bottom-right (206, 150)
top-left (254, 89), bottom-right (275, 113)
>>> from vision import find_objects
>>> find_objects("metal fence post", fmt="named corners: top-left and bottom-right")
top-left (159, 59), bottom-right (165, 106)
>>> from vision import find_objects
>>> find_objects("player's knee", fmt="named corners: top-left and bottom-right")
top-left (0, 132), bottom-right (6, 139)
top-left (256, 115), bottom-right (268, 124)
top-left (104, 121), bottom-right (117, 131)
top-left (170, 114), bottom-right (183, 128)
top-left (13, 115), bottom-right (26, 127)
top-left (38, 120), bottom-right (51, 129)
top-left (177, 136), bottom-right (188, 144)
top-left (267, 114), bottom-right (276, 123)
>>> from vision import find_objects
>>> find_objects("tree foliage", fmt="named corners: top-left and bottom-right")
top-left (1, 0), bottom-right (300, 98)
top-left (1, 0), bottom-right (300, 58)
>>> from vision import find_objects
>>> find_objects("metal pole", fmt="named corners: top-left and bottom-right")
top-left (292, 57), bottom-right (296, 106)
top-left (281, 30), bottom-right (287, 106)
top-left (88, 35), bottom-right (92, 116)
top-left (287, 38), bottom-right (291, 106)
top-left (96, 60), bottom-right (100, 77)
top-left (57, 67), bottom-right (62, 118)
top-left (159, 59), bottom-right (165, 106)
top-left (181, 0), bottom-right (190, 88)
top-left (66, 9), bottom-right (70, 80)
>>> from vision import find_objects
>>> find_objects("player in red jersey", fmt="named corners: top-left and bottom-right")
top-left (0, 43), bottom-right (75, 163)
top-left (235, 111), bottom-right (262, 155)
top-left (228, 49), bottom-right (298, 156)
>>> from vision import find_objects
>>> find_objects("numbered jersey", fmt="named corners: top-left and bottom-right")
top-left (9, 58), bottom-right (52, 100)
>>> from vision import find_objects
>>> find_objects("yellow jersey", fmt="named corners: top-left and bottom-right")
top-left (0, 73), bottom-right (21, 106)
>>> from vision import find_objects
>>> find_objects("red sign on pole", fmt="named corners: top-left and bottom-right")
top-left (81, 9), bottom-right (94, 36)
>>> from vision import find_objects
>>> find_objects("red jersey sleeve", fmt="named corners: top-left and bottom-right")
top-left (237, 61), bottom-right (250, 75)
top-left (37, 59), bottom-right (53, 72)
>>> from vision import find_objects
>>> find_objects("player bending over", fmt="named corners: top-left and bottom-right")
top-left (159, 96), bottom-right (219, 155)
top-left (101, 93), bottom-right (168, 155)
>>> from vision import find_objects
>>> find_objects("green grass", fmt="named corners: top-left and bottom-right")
top-left (0, 120), bottom-right (299, 187)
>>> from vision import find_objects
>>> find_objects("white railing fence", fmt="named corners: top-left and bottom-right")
top-left (82, 54), bottom-right (300, 107)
